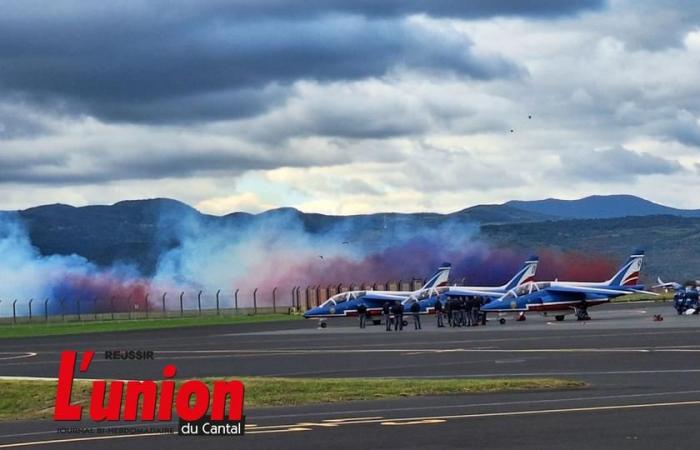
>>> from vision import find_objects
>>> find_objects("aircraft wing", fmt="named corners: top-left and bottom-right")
top-left (652, 277), bottom-right (681, 290)
top-left (627, 289), bottom-right (659, 296)
top-left (442, 287), bottom-right (504, 298)
top-left (360, 292), bottom-right (408, 302)
top-left (545, 285), bottom-right (635, 297)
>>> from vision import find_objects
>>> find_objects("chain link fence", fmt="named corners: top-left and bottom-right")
top-left (0, 278), bottom-right (426, 324)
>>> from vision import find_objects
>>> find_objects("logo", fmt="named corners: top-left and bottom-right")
top-left (54, 351), bottom-right (244, 436)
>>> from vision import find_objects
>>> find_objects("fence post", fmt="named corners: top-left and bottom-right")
top-left (60, 299), bottom-right (65, 321)
top-left (144, 293), bottom-right (150, 319)
top-left (197, 290), bottom-right (203, 316)
top-left (253, 288), bottom-right (258, 314)
top-left (44, 298), bottom-right (49, 322)
top-left (291, 287), bottom-right (296, 309)
top-left (76, 299), bottom-right (81, 322)
top-left (305, 285), bottom-right (311, 310)
top-left (28, 298), bottom-right (33, 321)
top-left (93, 298), bottom-right (97, 320)
top-left (272, 287), bottom-right (277, 313)
top-left (162, 292), bottom-right (167, 317)
top-left (215, 290), bottom-right (221, 315)
top-left (179, 291), bottom-right (184, 317)
top-left (234, 289), bottom-right (239, 311)
top-left (296, 286), bottom-right (301, 309)
top-left (110, 296), bottom-right (115, 320)
top-left (127, 295), bottom-right (132, 320)
top-left (12, 299), bottom-right (17, 325)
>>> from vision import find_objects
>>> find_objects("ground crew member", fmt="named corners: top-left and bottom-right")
top-left (357, 303), bottom-right (367, 329)
top-left (382, 302), bottom-right (391, 331)
top-left (465, 296), bottom-right (473, 326)
top-left (453, 297), bottom-right (462, 327)
top-left (434, 297), bottom-right (444, 328)
top-left (478, 297), bottom-right (487, 325)
top-left (410, 301), bottom-right (421, 330)
top-left (392, 302), bottom-right (404, 331)
top-left (445, 298), bottom-right (453, 326)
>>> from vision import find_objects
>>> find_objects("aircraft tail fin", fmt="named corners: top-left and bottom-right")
top-left (421, 262), bottom-right (451, 290)
top-left (606, 250), bottom-right (645, 287)
top-left (502, 256), bottom-right (539, 291)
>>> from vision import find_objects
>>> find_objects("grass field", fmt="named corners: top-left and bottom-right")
top-left (0, 314), bottom-right (302, 339)
top-left (0, 377), bottom-right (585, 421)
top-left (611, 293), bottom-right (671, 303)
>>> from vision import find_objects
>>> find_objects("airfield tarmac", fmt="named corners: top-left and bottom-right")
top-left (1, 301), bottom-right (700, 449)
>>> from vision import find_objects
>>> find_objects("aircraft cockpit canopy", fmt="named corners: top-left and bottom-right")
top-left (321, 291), bottom-right (366, 307)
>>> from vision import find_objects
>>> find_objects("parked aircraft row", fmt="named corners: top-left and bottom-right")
top-left (303, 251), bottom-right (653, 326)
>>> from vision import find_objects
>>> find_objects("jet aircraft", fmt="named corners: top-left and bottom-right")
top-left (460, 251), bottom-right (653, 322)
top-left (303, 256), bottom-right (540, 326)
top-left (303, 262), bottom-right (452, 326)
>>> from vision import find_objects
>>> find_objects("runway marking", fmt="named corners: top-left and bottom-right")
top-left (405, 368), bottom-right (700, 378)
top-left (3, 396), bottom-right (700, 446)
top-left (381, 419), bottom-right (445, 426)
top-left (0, 432), bottom-right (171, 449)
top-left (0, 353), bottom-right (36, 361)
top-left (250, 389), bottom-right (700, 421)
top-left (136, 347), bottom-right (700, 355)
top-left (323, 416), bottom-right (384, 422)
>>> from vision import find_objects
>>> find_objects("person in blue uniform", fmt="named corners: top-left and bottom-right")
top-left (410, 301), bottom-right (421, 330)
top-left (434, 297), bottom-right (445, 328)
top-left (382, 302), bottom-right (391, 331)
top-left (357, 303), bottom-right (368, 328)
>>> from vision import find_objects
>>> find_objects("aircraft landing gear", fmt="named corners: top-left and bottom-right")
top-left (319, 321), bottom-right (328, 328)
top-left (372, 319), bottom-right (381, 326)
top-left (555, 315), bottom-right (565, 322)
top-left (499, 318), bottom-right (506, 325)
top-left (576, 308), bottom-right (590, 321)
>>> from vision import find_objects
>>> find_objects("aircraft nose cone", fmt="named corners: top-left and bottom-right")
top-left (303, 308), bottom-right (319, 318)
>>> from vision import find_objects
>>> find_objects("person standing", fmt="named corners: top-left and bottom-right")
top-left (445, 298), bottom-right (453, 327)
top-left (357, 303), bottom-right (367, 329)
top-left (392, 302), bottom-right (404, 331)
top-left (434, 297), bottom-right (444, 328)
top-left (465, 296), bottom-right (473, 327)
top-left (382, 302), bottom-right (391, 331)
top-left (410, 301), bottom-right (421, 330)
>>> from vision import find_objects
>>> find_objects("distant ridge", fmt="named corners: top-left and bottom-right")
top-left (3, 194), bottom-right (700, 280)
top-left (505, 194), bottom-right (700, 219)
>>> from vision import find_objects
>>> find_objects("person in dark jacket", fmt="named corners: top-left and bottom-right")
top-left (465, 296), bottom-right (473, 326)
top-left (391, 302), bottom-right (404, 331)
top-left (410, 301), bottom-right (421, 330)
top-left (357, 303), bottom-right (368, 329)
top-left (382, 302), bottom-right (391, 331)
top-left (445, 298), bottom-right (453, 327)
top-left (434, 297), bottom-right (444, 328)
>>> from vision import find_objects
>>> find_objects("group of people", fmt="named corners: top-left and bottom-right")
top-left (355, 296), bottom-right (487, 331)
top-left (442, 296), bottom-right (486, 327)
top-left (378, 301), bottom-right (424, 331)
top-left (674, 287), bottom-right (700, 315)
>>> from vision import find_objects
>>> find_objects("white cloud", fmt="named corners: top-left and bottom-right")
top-left (2, 0), bottom-right (700, 214)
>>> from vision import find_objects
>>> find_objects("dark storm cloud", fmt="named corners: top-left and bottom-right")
top-left (559, 147), bottom-right (683, 182)
top-left (0, 148), bottom-right (290, 185)
top-left (0, 0), bottom-right (603, 124)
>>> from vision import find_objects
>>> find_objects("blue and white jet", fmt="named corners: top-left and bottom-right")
top-left (303, 262), bottom-right (452, 326)
top-left (303, 256), bottom-right (540, 326)
top-left (466, 251), bottom-right (653, 323)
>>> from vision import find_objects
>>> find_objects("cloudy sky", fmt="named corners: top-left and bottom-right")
top-left (1, 0), bottom-right (699, 214)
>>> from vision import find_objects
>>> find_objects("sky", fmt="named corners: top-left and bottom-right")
top-left (1, 0), bottom-right (699, 215)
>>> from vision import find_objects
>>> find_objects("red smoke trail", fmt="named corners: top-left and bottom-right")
top-left (535, 249), bottom-right (617, 282)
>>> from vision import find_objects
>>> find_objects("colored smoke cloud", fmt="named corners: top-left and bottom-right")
top-left (0, 209), bottom-right (619, 316)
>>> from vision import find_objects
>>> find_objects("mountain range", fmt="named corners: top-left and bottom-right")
top-left (3, 194), bottom-right (699, 281)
